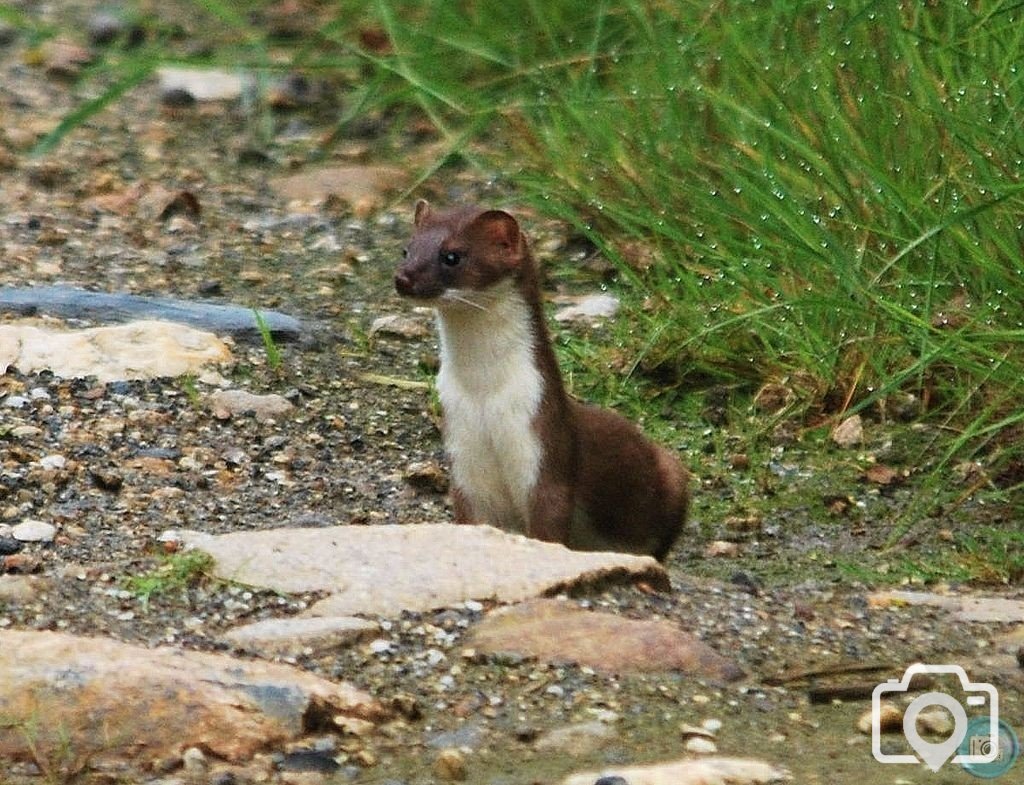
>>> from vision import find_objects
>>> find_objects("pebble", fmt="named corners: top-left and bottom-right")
top-left (0, 537), bottom-right (23, 556)
top-left (683, 736), bottom-right (718, 754)
top-left (88, 12), bottom-right (124, 46)
top-left (432, 748), bottom-right (466, 781)
top-left (181, 746), bottom-right (207, 774)
top-left (38, 454), bottom-right (66, 471)
top-left (12, 520), bottom-right (56, 543)
top-left (858, 703), bottom-right (902, 734)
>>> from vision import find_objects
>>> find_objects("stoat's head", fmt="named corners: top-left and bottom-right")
top-left (395, 200), bottom-right (528, 311)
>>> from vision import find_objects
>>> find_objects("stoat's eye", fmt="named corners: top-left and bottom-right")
top-left (401, 248), bottom-right (408, 258)
top-left (440, 250), bottom-right (461, 267)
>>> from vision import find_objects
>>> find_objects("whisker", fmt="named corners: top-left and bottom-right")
top-left (444, 292), bottom-right (489, 312)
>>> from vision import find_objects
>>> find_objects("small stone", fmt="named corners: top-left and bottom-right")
top-left (403, 461), bottom-right (449, 494)
top-left (553, 293), bottom-right (620, 323)
top-left (858, 703), bottom-right (902, 734)
top-left (0, 537), bottom-right (22, 556)
top-left (38, 454), bottom-right (66, 471)
top-left (157, 67), bottom-right (251, 102)
top-left (704, 540), bottom-right (740, 558)
top-left (683, 736), bottom-right (718, 754)
top-left (208, 390), bottom-right (294, 423)
top-left (917, 708), bottom-right (954, 737)
top-left (352, 749), bottom-right (377, 767)
top-left (40, 37), bottom-right (94, 78)
top-left (182, 746), bottom-right (207, 774)
top-left (370, 314), bottom-right (430, 339)
top-left (831, 415), bottom-right (863, 448)
top-left (433, 748), bottom-right (466, 781)
top-left (0, 575), bottom-right (45, 603)
top-left (12, 519), bottom-right (56, 543)
top-left (88, 12), bottom-right (125, 45)
top-left (90, 467), bottom-right (124, 492)
top-left (333, 716), bottom-right (375, 737)
top-left (701, 718), bottom-right (723, 734)
top-left (535, 721), bottom-right (616, 756)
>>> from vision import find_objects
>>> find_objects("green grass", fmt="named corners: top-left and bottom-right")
top-left (124, 550), bottom-right (214, 606)
top-left (333, 0), bottom-right (1024, 507)
top-left (252, 308), bottom-right (284, 371)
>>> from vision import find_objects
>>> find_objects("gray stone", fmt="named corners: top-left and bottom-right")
top-left (0, 286), bottom-right (302, 343)
top-left (165, 524), bottom-right (668, 618)
top-left (221, 616), bottom-right (379, 658)
top-left (562, 757), bottom-right (789, 785)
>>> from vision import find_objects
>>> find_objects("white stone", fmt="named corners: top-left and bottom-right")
top-left (0, 320), bottom-right (231, 383)
top-left (12, 519), bottom-right (56, 542)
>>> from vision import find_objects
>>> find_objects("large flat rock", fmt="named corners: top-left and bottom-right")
top-left (0, 319), bottom-right (231, 382)
top-left (468, 598), bottom-right (744, 682)
top-left (0, 630), bottom-right (388, 767)
top-left (169, 524), bottom-right (669, 618)
top-left (562, 756), bottom-right (788, 785)
top-left (0, 285), bottom-right (302, 342)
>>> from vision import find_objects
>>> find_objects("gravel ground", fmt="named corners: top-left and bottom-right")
top-left (1, 4), bottom-right (1022, 784)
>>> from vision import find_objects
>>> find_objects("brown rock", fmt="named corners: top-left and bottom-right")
top-left (168, 524), bottom-right (669, 618)
top-left (270, 165), bottom-right (406, 216)
top-left (208, 389), bottom-right (294, 423)
top-left (561, 756), bottom-right (788, 785)
top-left (830, 415), bottom-right (863, 448)
top-left (0, 630), bottom-right (388, 767)
top-left (433, 748), bottom-right (467, 781)
top-left (468, 598), bottom-right (743, 681)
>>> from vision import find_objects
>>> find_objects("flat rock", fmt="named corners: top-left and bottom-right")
top-left (167, 524), bottom-right (669, 618)
top-left (208, 389), bottom-right (295, 422)
top-left (0, 286), bottom-right (303, 342)
top-left (0, 630), bottom-right (387, 767)
top-left (868, 590), bottom-right (1024, 623)
top-left (562, 757), bottom-right (789, 785)
top-left (468, 598), bottom-right (743, 682)
top-left (221, 616), bottom-right (380, 658)
top-left (0, 319), bottom-right (231, 382)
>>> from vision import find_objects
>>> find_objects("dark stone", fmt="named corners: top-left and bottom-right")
top-left (88, 12), bottom-right (124, 46)
top-left (0, 285), bottom-right (303, 343)
top-left (160, 87), bottom-right (197, 108)
top-left (0, 537), bottom-right (23, 556)
top-left (594, 778), bottom-right (629, 785)
top-left (277, 749), bottom-right (340, 773)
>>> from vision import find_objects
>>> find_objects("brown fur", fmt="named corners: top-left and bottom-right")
top-left (396, 201), bottom-right (689, 560)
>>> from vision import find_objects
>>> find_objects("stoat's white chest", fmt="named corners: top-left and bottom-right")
top-left (436, 288), bottom-right (544, 531)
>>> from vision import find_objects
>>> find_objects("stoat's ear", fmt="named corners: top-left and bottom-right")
top-left (469, 210), bottom-right (523, 258)
top-left (413, 199), bottom-right (431, 227)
